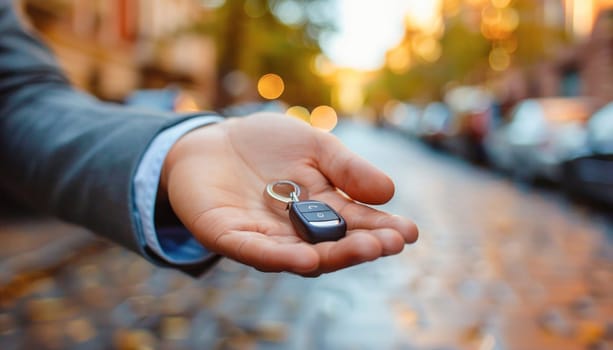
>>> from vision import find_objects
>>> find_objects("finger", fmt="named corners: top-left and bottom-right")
top-left (313, 232), bottom-right (383, 273)
top-left (314, 194), bottom-right (419, 244)
top-left (368, 228), bottom-right (406, 256)
top-left (315, 132), bottom-right (395, 205)
top-left (215, 230), bottom-right (320, 274)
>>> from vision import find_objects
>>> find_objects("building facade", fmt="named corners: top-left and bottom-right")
top-left (20, 0), bottom-right (217, 107)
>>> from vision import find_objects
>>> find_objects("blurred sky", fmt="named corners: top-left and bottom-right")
top-left (322, 0), bottom-right (440, 70)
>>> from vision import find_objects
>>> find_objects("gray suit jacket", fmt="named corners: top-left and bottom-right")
top-left (0, 1), bottom-right (219, 275)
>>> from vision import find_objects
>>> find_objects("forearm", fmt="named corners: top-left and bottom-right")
top-left (3, 84), bottom-right (177, 237)
top-left (0, 2), bottom-right (206, 267)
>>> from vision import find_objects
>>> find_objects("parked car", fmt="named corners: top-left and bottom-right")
top-left (419, 102), bottom-right (453, 147)
top-left (561, 102), bottom-right (613, 207)
top-left (442, 86), bottom-right (497, 161)
top-left (586, 102), bottom-right (613, 155)
top-left (384, 102), bottom-right (422, 137)
top-left (483, 124), bottom-right (515, 173)
top-left (489, 98), bottom-right (596, 182)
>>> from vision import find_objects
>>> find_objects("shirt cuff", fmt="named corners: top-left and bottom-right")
top-left (134, 115), bottom-right (224, 265)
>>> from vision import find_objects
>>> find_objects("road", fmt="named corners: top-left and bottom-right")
top-left (1, 120), bottom-right (611, 350)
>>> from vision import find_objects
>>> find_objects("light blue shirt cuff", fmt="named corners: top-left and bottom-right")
top-left (134, 116), bottom-right (224, 265)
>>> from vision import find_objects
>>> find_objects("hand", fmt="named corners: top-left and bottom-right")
top-left (161, 113), bottom-right (418, 276)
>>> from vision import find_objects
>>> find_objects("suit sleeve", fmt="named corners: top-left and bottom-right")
top-left (0, 1), bottom-right (218, 274)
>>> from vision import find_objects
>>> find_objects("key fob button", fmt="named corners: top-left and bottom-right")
top-left (303, 210), bottom-right (339, 222)
top-left (295, 202), bottom-right (328, 213)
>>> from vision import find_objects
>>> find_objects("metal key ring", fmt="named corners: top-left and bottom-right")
top-left (265, 180), bottom-right (301, 205)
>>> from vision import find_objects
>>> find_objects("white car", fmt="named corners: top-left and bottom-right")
top-left (496, 98), bottom-right (596, 181)
top-left (587, 102), bottom-right (613, 154)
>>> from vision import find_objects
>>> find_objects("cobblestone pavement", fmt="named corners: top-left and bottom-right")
top-left (0, 121), bottom-right (611, 350)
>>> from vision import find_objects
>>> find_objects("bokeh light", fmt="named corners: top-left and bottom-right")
top-left (501, 37), bottom-right (518, 54)
top-left (387, 45), bottom-right (412, 74)
top-left (272, 0), bottom-right (306, 26)
top-left (311, 54), bottom-right (336, 77)
top-left (222, 70), bottom-right (250, 97)
top-left (310, 105), bottom-right (338, 131)
top-left (569, 0), bottom-right (597, 38)
top-left (481, 6), bottom-right (519, 40)
top-left (412, 35), bottom-right (442, 62)
top-left (257, 73), bottom-right (285, 100)
top-left (405, 0), bottom-right (443, 33)
top-left (286, 105), bottom-right (310, 123)
top-left (489, 47), bottom-right (511, 71)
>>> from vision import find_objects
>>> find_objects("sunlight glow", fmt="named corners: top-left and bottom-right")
top-left (405, 0), bottom-right (442, 33)
top-left (322, 0), bottom-right (442, 70)
top-left (572, 0), bottom-right (595, 38)
top-left (321, 2), bottom-right (403, 70)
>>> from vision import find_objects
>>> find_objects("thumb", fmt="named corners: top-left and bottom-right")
top-left (315, 132), bottom-right (395, 205)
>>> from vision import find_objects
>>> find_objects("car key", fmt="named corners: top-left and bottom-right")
top-left (265, 180), bottom-right (346, 244)
top-left (289, 199), bottom-right (346, 244)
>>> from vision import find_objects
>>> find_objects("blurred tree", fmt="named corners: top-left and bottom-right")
top-left (512, 0), bottom-right (569, 65)
top-left (367, 0), bottom-right (569, 111)
top-left (190, 0), bottom-right (336, 109)
top-left (367, 13), bottom-right (490, 111)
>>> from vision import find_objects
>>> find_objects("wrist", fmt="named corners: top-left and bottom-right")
top-left (160, 120), bottom-right (226, 198)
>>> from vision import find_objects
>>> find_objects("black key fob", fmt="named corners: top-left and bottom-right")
top-left (288, 200), bottom-right (346, 243)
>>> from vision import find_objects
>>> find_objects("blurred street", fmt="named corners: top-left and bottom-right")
top-left (0, 120), bottom-right (611, 350)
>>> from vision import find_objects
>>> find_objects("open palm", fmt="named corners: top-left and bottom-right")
top-left (161, 113), bottom-right (418, 276)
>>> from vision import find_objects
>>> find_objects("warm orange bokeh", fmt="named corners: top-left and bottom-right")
top-left (310, 105), bottom-right (338, 131)
top-left (257, 73), bottom-right (285, 100)
top-left (285, 106), bottom-right (310, 123)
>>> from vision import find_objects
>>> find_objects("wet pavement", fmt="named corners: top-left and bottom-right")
top-left (0, 121), bottom-right (611, 350)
